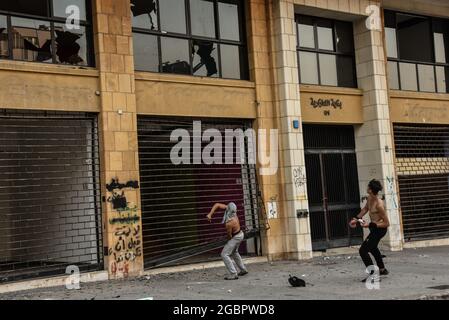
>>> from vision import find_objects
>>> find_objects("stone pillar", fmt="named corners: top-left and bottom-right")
top-left (267, 0), bottom-right (312, 260)
top-left (353, 9), bottom-right (403, 251)
top-left (247, 0), bottom-right (284, 259)
top-left (93, 0), bottom-right (144, 278)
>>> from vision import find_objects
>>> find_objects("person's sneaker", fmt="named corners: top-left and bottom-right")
top-left (379, 269), bottom-right (389, 276)
top-left (224, 274), bottom-right (239, 280)
top-left (238, 270), bottom-right (248, 277)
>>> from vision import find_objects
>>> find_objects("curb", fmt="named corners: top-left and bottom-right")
top-left (418, 291), bottom-right (449, 300)
top-left (0, 271), bottom-right (109, 295)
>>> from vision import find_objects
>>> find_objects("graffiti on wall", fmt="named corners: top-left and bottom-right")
top-left (293, 167), bottom-right (307, 199)
top-left (106, 178), bottom-right (142, 277)
top-left (106, 178), bottom-right (140, 192)
top-left (106, 178), bottom-right (140, 224)
top-left (386, 176), bottom-right (398, 210)
top-left (109, 225), bottom-right (142, 278)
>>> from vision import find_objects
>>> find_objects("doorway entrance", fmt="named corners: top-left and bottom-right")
top-left (303, 125), bottom-right (363, 250)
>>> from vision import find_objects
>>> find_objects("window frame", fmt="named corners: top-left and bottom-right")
top-left (0, 0), bottom-right (95, 67)
top-left (296, 14), bottom-right (357, 88)
top-left (385, 10), bottom-right (449, 93)
top-left (131, 0), bottom-right (249, 80)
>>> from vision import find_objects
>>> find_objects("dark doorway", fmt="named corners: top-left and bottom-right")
top-left (303, 125), bottom-right (363, 250)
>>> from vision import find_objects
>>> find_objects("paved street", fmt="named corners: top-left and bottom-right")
top-left (1, 246), bottom-right (449, 300)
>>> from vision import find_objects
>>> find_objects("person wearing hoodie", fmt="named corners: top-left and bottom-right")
top-left (207, 202), bottom-right (248, 280)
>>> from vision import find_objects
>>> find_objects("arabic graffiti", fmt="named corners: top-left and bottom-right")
top-left (106, 178), bottom-right (140, 192)
top-left (106, 178), bottom-right (140, 212)
top-left (109, 225), bottom-right (142, 278)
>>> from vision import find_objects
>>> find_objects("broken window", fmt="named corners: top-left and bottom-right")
top-left (54, 23), bottom-right (88, 66)
top-left (132, 0), bottom-right (248, 80)
top-left (0, 0), bottom-right (94, 66)
top-left (192, 40), bottom-right (218, 77)
top-left (131, 0), bottom-right (159, 31)
top-left (11, 17), bottom-right (52, 63)
top-left (0, 15), bottom-right (8, 58)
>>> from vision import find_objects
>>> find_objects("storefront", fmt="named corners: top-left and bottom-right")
top-left (0, 109), bottom-right (102, 282)
top-left (137, 116), bottom-right (263, 268)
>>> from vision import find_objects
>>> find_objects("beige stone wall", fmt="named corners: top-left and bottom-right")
top-left (265, 0), bottom-right (313, 260)
top-left (135, 73), bottom-right (257, 119)
top-left (247, 0), bottom-right (284, 259)
top-left (0, 61), bottom-right (100, 112)
top-left (390, 91), bottom-right (449, 125)
top-left (93, 0), bottom-right (143, 278)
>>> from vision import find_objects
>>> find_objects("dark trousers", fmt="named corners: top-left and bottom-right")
top-left (359, 227), bottom-right (388, 270)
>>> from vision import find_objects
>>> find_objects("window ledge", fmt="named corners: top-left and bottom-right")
top-left (0, 60), bottom-right (99, 77)
top-left (299, 84), bottom-right (363, 96)
top-left (135, 71), bottom-right (255, 89)
top-left (389, 90), bottom-right (449, 101)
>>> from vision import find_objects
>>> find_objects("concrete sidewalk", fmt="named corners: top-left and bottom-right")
top-left (1, 246), bottom-right (448, 300)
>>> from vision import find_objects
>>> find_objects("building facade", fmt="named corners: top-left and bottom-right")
top-left (0, 0), bottom-right (448, 283)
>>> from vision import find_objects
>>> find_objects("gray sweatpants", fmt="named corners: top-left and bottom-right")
top-left (221, 231), bottom-right (247, 275)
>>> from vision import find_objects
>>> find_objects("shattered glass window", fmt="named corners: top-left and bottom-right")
top-left (1, 0), bottom-right (94, 66)
top-left (11, 17), bottom-right (53, 63)
top-left (54, 23), bottom-right (88, 66)
top-left (132, 0), bottom-right (248, 80)
top-left (192, 40), bottom-right (218, 77)
top-left (131, 0), bottom-right (159, 31)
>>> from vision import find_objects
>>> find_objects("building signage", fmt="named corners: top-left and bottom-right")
top-left (309, 97), bottom-right (343, 116)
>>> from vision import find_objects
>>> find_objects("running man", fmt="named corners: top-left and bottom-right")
top-left (349, 179), bottom-right (390, 282)
top-left (207, 202), bottom-right (248, 280)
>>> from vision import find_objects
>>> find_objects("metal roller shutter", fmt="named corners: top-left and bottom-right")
top-left (0, 109), bottom-right (102, 283)
top-left (137, 116), bottom-right (264, 268)
top-left (394, 124), bottom-right (449, 241)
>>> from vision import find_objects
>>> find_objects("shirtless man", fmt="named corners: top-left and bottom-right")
top-left (207, 202), bottom-right (248, 280)
top-left (349, 179), bottom-right (390, 281)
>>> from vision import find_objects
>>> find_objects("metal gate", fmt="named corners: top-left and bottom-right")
top-left (394, 124), bottom-right (449, 241)
top-left (303, 125), bottom-right (363, 250)
top-left (137, 116), bottom-right (262, 268)
top-left (0, 109), bottom-right (102, 283)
